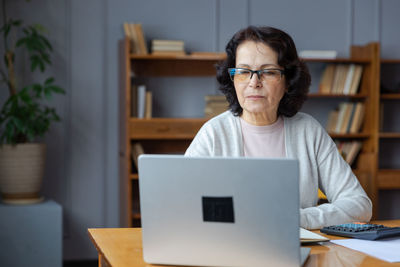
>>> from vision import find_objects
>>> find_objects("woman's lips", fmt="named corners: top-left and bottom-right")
top-left (246, 95), bottom-right (265, 99)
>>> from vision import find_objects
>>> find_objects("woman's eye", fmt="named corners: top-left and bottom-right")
top-left (263, 70), bottom-right (278, 76)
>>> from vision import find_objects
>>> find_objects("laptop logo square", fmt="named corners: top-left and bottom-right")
top-left (202, 196), bottom-right (235, 223)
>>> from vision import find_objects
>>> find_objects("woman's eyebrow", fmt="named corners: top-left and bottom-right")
top-left (236, 63), bottom-right (280, 68)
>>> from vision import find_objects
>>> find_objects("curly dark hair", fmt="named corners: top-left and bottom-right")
top-left (216, 25), bottom-right (311, 117)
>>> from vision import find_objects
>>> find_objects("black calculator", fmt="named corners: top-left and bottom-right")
top-left (320, 223), bottom-right (400, 240)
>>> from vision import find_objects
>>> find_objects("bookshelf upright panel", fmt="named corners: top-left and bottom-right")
top-left (378, 59), bottom-right (400, 199)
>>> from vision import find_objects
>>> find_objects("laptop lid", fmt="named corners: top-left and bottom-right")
top-left (138, 155), bottom-right (300, 267)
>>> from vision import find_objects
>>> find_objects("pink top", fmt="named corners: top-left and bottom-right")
top-left (240, 116), bottom-right (286, 158)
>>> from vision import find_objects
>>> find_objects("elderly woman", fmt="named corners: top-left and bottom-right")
top-left (185, 26), bottom-right (372, 229)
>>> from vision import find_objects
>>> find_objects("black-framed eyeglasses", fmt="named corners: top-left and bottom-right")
top-left (228, 68), bottom-right (285, 83)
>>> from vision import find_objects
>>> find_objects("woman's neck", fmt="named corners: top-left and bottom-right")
top-left (241, 110), bottom-right (278, 126)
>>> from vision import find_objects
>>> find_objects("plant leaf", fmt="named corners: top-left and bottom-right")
top-left (30, 55), bottom-right (40, 72)
top-left (44, 87), bottom-right (52, 100)
top-left (50, 85), bottom-right (65, 94)
top-left (12, 20), bottom-right (22, 26)
top-left (45, 77), bottom-right (54, 85)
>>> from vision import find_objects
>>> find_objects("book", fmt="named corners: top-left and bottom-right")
top-left (319, 64), bottom-right (335, 94)
top-left (346, 102), bottom-right (357, 133)
top-left (137, 85), bottom-right (146, 118)
top-left (326, 109), bottom-right (339, 133)
top-left (131, 143), bottom-right (145, 169)
top-left (332, 64), bottom-right (348, 94)
top-left (152, 45), bottom-right (185, 51)
top-left (152, 39), bottom-right (184, 46)
top-left (334, 140), bottom-right (363, 166)
top-left (299, 50), bottom-right (337, 59)
top-left (151, 39), bottom-right (185, 54)
top-left (346, 141), bottom-right (362, 165)
top-left (151, 51), bottom-right (186, 56)
top-left (340, 103), bottom-right (354, 134)
top-left (123, 23), bottom-right (138, 54)
top-left (343, 64), bottom-right (356, 94)
top-left (134, 24), bottom-right (148, 54)
top-left (145, 91), bottom-right (152, 119)
top-left (334, 102), bottom-right (348, 133)
top-left (338, 65), bottom-right (350, 94)
top-left (349, 102), bottom-right (365, 133)
top-left (348, 65), bottom-right (363, 94)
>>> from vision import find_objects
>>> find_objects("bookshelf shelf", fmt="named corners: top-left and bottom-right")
top-left (308, 93), bottom-right (368, 99)
top-left (130, 174), bottom-right (138, 180)
top-left (129, 118), bottom-right (206, 140)
top-left (301, 58), bottom-right (370, 63)
top-left (381, 93), bottom-right (400, 100)
top-left (131, 53), bottom-right (226, 61)
top-left (328, 133), bottom-right (370, 139)
top-left (377, 169), bottom-right (400, 189)
top-left (380, 59), bottom-right (400, 64)
top-left (132, 212), bottom-right (141, 220)
top-left (379, 132), bottom-right (400, 139)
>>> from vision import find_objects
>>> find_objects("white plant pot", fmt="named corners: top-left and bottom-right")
top-left (0, 143), bottom-right (46, 204)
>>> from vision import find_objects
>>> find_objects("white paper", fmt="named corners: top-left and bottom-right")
top-left (332, 237), bottom-right (400, 262)
top-left (300, 227), bottom-right (329, 243)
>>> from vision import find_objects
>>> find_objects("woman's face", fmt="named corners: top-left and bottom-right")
top-left (234, 41), bottom-right (286, 122)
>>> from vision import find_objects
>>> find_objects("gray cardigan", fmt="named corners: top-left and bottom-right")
top-left (185, 111), bottom-right (372, 229)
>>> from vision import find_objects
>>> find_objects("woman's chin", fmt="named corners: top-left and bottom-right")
top-left (243, 105), bottom-right (268, 114)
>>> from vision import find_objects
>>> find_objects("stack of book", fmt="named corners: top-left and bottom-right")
top-left (319, 64), bottom-right (363, 94)
top-left (123, 23), bottom-right (148, 54)
top-left (335, 140), bottom-right (363, 166)
top-left (131, 84), bottom-right (152, 119)
top-left (204, 95), bottom-right (229, 118)
top-left (326, 102), bottom-right (365, 134)
top-left (151, 39), bottom-right (185, 56)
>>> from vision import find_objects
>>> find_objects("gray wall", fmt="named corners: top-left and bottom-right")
top-left (2, 0), bottom-right (400, 260)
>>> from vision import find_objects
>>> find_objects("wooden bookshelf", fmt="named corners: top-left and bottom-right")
top-left (119, 38), bottom-right (222, 227)
top-left (120, 38), bottom-right (382, 226)
top-left (303, 43), bottom-right (380, 218)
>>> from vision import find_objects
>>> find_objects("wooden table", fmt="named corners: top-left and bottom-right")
top-left (88, 220), bottom-right (400, 267)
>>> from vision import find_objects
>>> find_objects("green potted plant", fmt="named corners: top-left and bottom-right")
top-left (0, 1), bottom-right (65, 204)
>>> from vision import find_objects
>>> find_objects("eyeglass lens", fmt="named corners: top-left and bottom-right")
top-left (229, 68), bottom-right (283, 83)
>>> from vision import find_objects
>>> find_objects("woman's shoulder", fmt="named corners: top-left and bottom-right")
top-left (285, 112), bottom-right (319, 124)
top-left (284, 112), bottom-right (326, 133)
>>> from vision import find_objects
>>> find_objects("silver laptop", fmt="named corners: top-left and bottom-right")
top-left (138, 155), bottom-right (309, 267)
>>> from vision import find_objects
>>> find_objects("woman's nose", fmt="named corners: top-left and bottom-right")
top-left (249, 73), bottom-right (262, 87)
